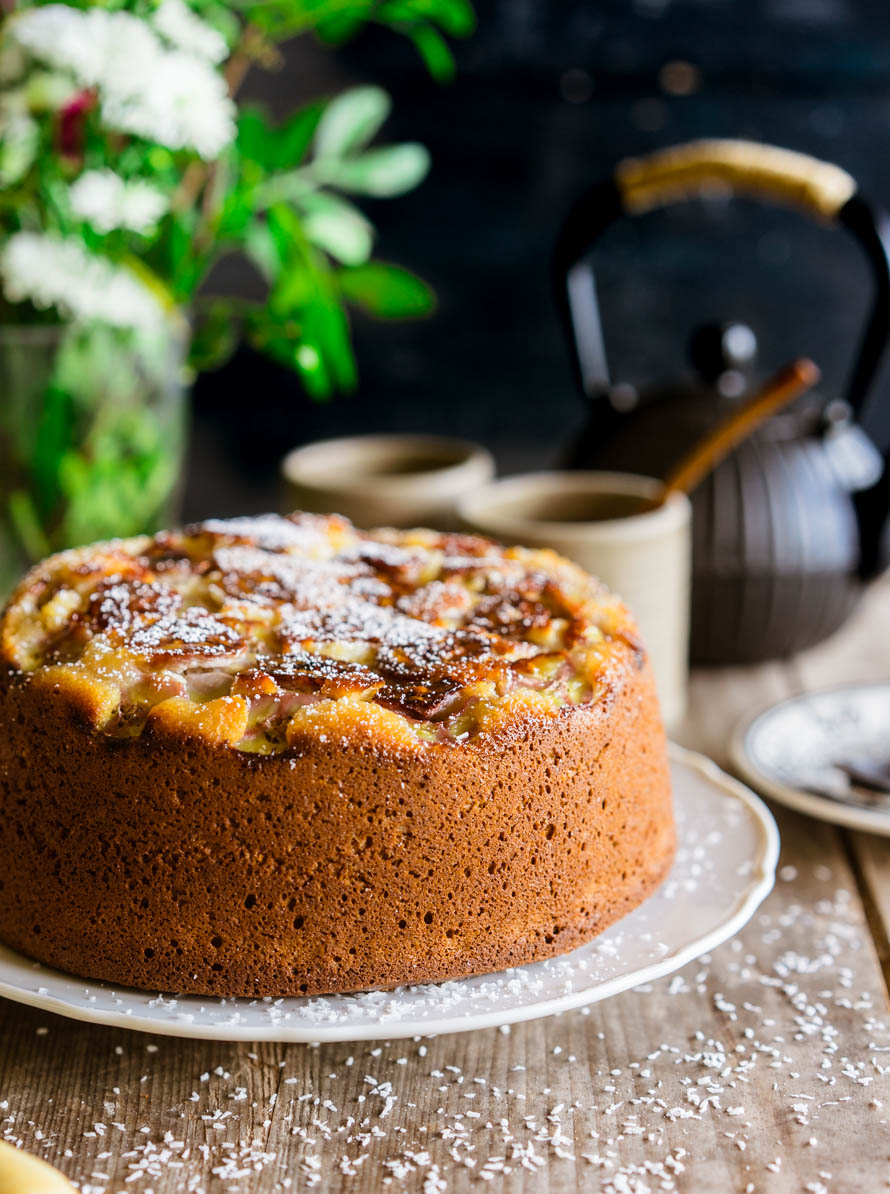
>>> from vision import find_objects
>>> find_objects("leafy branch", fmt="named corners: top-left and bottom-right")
top-left (0, 0), bottom-right (476, 397)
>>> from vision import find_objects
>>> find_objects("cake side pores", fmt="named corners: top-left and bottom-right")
top-left (0, 513), bottom-right (674, 997)
top-left (0, 654), bottom-right (673, 997)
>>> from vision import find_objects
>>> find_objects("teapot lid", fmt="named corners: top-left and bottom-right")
top-left (553, 139), bottom-right (890, 429)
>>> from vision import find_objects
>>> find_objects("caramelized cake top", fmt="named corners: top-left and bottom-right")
top-left (0, 513), bottom-right (643, 752)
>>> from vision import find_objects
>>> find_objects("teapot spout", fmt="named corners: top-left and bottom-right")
top-left (856, 450), bottom-right (890, 579)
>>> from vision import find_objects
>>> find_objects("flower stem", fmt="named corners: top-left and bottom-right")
top-left (172, 23), bottom-right (265, 217)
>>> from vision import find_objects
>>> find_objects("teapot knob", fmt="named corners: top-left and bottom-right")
top-left (689, 321), bottom-right (758, 396)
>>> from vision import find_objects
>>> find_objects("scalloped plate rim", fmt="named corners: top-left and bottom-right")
top-left (730, 681), bottom-right (890, 836)
top-left (0, 744), bottom-right (779, 1041)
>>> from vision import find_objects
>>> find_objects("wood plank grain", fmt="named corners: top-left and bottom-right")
top-left (2, 594), bottom-right (890, 1192)
top-left (2, 801), bottom-right (887, 1194)
top-left (785, 575), bottom-right (890, 1004)
top-left (676, 658), bottom-right (793, 770)
top-left (844, 831), bottom-right (890, 997)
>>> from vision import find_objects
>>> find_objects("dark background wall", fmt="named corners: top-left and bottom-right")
top-left (185, 0), bottom-right (890, 519)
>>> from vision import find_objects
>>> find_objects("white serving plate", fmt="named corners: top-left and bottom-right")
top-left (0, 744), bottom-right (778, 1042)
top-left (731, 682), bottom-right (890, 836)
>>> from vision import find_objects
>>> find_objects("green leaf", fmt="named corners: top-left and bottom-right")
top-left (165, 210), bottom-right (205, 301)
top-left (238, 102), bottom-right (324, 171)
top-left (320, 143), bottom-right (430, 197)
top-left (407, 24), bottom-right (456, 81)
top-left (245, 203), bottom-right (358, 397)
top-left (273, 103), bottom-right (326, 169)
top-left (30, 382), bottom-right (73, 520)
top-left (297, 314), bottom-right (352, 393)
top-left (294, 336), bottom-right (333, 399)
top-left (0, 112), bottom-right (38, 188)
top-left (253, 168), bottom-right (315, 210)
top-left (190, 0), bottom-right (241, 47)
top-left (314, 9), bottom-right (369, 44)
top-left (429, 0), bottom-right (476, 37)
top-left (230, 0), bottom-right (371, 39)
top-left (237, 107), bottom-right (270, 163)
top-left (263, 203), bottom-right (307, 282)
top-left (242, 220), bottom-right (277, 284)
top-left (313, 87), bottom-right (392, 160)
top-left (8, 490), bottom-right (50, 562)
top-left (338, 261), bottom-right (435, 318)
top-left (190, 300), bottom-right (240, 373)
top-left (379, 0), bottom-right (476, 37)
top-left (230, 0), bottom-right (477, 49)
top-left (23, 70), bottom-right (78, 112)
top-left (300, 192), bottom-right (373, 265)
top-left (307, 285), bottom-right (357, 391)
top-left (248, 314), bottom-right (334, 400)
top-left (217, 184), bottom-right (256, 241)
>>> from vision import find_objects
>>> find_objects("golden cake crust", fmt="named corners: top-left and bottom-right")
top-left (0, 513), bottom-right (674, 997)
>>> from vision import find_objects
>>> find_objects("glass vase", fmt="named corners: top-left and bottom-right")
top-left (0, 322), bottom-right (188, 599)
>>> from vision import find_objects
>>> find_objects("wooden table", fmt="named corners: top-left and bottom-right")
top-left (3, 580), bottom-right (890, 1194)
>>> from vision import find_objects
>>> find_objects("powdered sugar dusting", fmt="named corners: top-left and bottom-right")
top-left (0, 749), bottom-right (774, 1040)
top-left (2, 752), bottom-right (887, 1193)
top-left (6, 512), bottom-right (631, 746)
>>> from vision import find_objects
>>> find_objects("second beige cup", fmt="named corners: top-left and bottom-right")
top-left (282, 433), bottom-right (495, 530)
top-left (459, 471), bottom-right (691, 728)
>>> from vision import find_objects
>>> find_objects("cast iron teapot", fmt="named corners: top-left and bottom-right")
top-left (553, 139), bottom-right (890, 665)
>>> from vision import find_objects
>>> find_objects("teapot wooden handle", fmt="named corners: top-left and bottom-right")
top-left (553, 140), bottom-right (890, 419)
top-left (661, 358), bottom-right (821, 500)
top-left (616, 139), bottom-right (856, 223)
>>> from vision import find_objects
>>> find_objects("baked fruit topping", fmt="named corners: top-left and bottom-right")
top-left (1, 512), bottom-right (641, 753)
top-left (0, 512), bottom-right (673, 998)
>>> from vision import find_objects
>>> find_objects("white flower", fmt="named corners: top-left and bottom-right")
top-left (102, 47), bottom-right (235, 159)
top-left (69, 170), bottom-right (169, 234)
top-left (0, 232), bottom-right (165, 329)
top-left (10, 5), bottom-right (107, 87)
top-left (10, 5), bottom-right (235, 159)
top-left (152, 0), bottom-right (228, 64)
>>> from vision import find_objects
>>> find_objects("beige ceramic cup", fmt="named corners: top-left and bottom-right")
top-left (281, 433), bottom-right (495, 530)
top-left (459, 471), bottom-right (691, 728)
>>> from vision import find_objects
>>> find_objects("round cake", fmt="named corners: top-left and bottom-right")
top-left (0, 512), bottom-right (674, 997)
